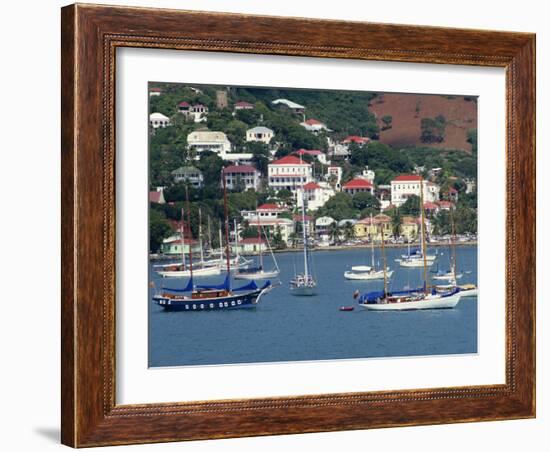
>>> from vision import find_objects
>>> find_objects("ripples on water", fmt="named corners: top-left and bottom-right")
top-left (149, 246), bottom-right (478, 367)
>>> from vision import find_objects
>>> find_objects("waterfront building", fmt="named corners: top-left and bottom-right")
top-left (268, 155), bottom-right (313, 193)
top-left (400, 216), bottom-right (421, 241)
top-left (353, 214), bottom-right (392, 241)
top-left (237, 237), bottom-right (267, 255)
top-left (160, 235), bottom-right (200, 255)
top-left (171, 166), bottom-right (204, 188)
top-left (246, 126), bottom-right (274, 144)
top-left (149, 112), bottom-right (171, 129)
top-left (222, 165), bottom-right (261, 191)
top-left (390, 175), bottom-right (440, 207)
top-left (315, 216), bottom-right (336, 240)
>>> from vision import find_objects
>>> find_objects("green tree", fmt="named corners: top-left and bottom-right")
top-left (420, 115), bottom-right (447, 144)
top-left (381, 115), bottom-right (393, 130)
top-left (390, 208), bottom-right (403, 239)
top-left (352, 192), bottom-right (380, 214)
top-left (400, 195), bottom-right (421, 216)
top-left (316, 192), bottom-right (357, 221)
top-left (149, 208), bottom-right (172, 253)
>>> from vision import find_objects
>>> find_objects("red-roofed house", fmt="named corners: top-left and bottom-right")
top-left (149, 87), bottom-right (163, 96)
top-left (149, 189), bottom-right (165, 204)
top-left (423, 202), bottom-right (439, 214)
top-left (342, 135), bottom-right (371, 145)
top-left (342, 178), bottom-right (374, 195)
top-left (268, 155), bottom-right (313, 192)
top-left (222, 165), bottom-right (261, 191)
top-left (391, 175), bottom-right (440, 207)
top-left (437, 200), bottom-right (455, 211)
top-left (292, 149), bottom-right (328, 165)
top-left (297, 181), bottom-right (335, 211)
top-left (234, 101), bottom-right (255, 111)
top-left (300, 118), bottom-right (330, 134)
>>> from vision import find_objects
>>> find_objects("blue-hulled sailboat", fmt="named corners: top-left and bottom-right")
top-left (153, 182), bottom-right (273, 311)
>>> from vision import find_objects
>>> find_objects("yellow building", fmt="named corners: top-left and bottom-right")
top-left (354, 214), bottom-right (392, 241)
top-left (401, 216), bottom-right (420, 241)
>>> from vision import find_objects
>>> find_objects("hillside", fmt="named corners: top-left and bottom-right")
top-left (370, 93), bottom-right (477, 152)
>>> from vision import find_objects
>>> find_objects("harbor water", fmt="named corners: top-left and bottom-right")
top-left (149, 245), bottom-right (478, 367)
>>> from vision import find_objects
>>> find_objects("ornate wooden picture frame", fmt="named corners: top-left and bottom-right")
top-left (61, 3), bottom-right (535, 447)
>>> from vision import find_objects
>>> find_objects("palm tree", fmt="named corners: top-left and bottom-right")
top-left (328, 221), bottom-right (341, 244)
top-left (391, 208), bottom-right (403, 239)
top-left (343, 221), bottom-right (356, 242)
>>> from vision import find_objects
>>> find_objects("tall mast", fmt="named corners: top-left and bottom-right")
top-left (370, 213), bottom-right (375, 269)
top-left (380, 223), bottom-right (388, 296)
top-left (450, 205), bottom-right (458, 283)
top-left (222, 173), bottom-right (231, 274)
top-left (198, 207), bottom-right (204, 265)
top-left (256, 204), bottom-right (263, 269)
top-left (207, 215), bottom-right (212, 252)
top-left (180, 207), bottom-right (186, 270)
top-left (419, 178), bottom-right (428, 292)
top-left (185, 186), bottom-right (193, 279)
top-left (233, 218), bottom-right (239, 262)
top-left (301, 189), bottom-right (309, 279)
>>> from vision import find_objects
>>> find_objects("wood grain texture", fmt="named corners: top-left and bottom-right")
top-left (60, 3), bottom-right (536, 447)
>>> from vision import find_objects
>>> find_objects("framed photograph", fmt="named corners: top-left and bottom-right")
top-left (61, 3), bottom-right (535, 447)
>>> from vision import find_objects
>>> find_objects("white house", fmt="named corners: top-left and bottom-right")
top-left (390, 175), bottom-right (440, 207)
top-left (246, 126), bottom-right (274, 144)
top-left (359, 167), bottom-right (376, 183)
top-left (255, 218), bottom-right (294, 244)
top-left (187, 131), bottom-right (232, 156)
top-left (272, 98), bottom-right (305, 114)
top-left (342, 178), bottom-right (374, 195)
top-left (268, 155), bottom-right (313, 193)
top-left (149, 112), bottom-right (171, 129)
top-left (149, 87), bottom-right (162, 96)
top-left (171, 166), bottom-right (204, 188)
top-left (220, 152), bottom-right (254, 166)
top-left (292, 149), bottom-right (329, 165)
top-left (297, 182), bottom-right (335, 211)
top-left (179, 102), bottom-right (208, 122)
top-left (222, 165), bottom-right (261, 191)
top-left (300, 118), bottom-right (330, 134)
top-left (315, 216), bottom-right (336, 241)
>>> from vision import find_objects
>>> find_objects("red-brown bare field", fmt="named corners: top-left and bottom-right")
top-left (370, 93), bottom-right (477, 152)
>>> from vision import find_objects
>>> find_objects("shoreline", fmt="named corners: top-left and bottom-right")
top-left (272, 241), bottom-right (477, 254)
top-left (150, 241), bottom-right (477, 260)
